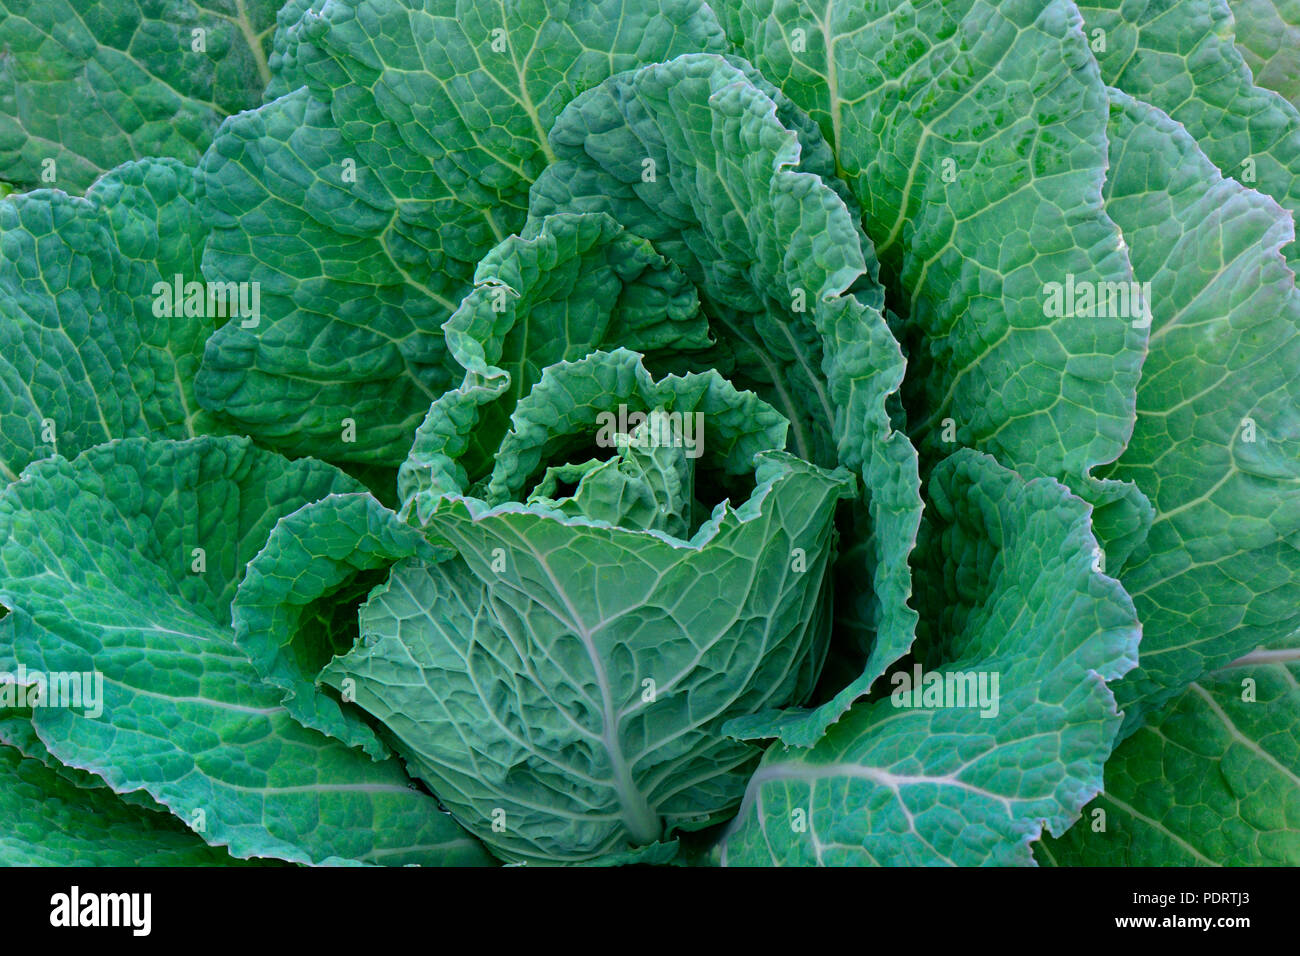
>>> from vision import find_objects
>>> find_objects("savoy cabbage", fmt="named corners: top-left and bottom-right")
top-left (0, 0), bottom-right (1296, 867)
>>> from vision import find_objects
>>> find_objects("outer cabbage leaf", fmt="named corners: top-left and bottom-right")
top-left (194, 0), bottom-right (729, 463)
top-left (1039, 632), bottom-right (1300, 866)
top-left (1079, 0), bottom-right (1300, 268)
top-left (1231, 0), bottom-right (1300, 109)
top-left (0, 744), bottom-right (257, 866)
top-left (529, 53), bottom-right (921, 745)
top-left (232, 492), bottom-right (441, 758)
top-left (0, 158), bottom-right (221, 483)
top-left (1100, 91), bottom-right (1300, 724)
top-left (716, 450), bottom-right (1140, 866)
top-left (262, 0), bottom-right (317, 101)
top-left (0, 711), bottom-right (258, 864)
top-left (328, 350), bottom-right (854, 862)
top-left (0, 435), bottom-right (491, 866)
top-left (0, 709), bottom-right (172, 814)
top-left (0, 0), bottom-right (280, 192)
top-left (721, 0), bottom-right (1146, 527)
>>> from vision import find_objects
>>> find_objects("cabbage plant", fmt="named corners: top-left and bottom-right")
top-left (0, 0), bottom-right (1296, 866)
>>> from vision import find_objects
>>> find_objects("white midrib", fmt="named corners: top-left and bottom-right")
top-left (500, 0), bottom-right (558, 167)
top-left (528, 545), bottom-right (662, 844)
top-left (820, 1), bottom-right (845, 180)
top-left (1221, 646), bottom-right (1300, 668)
top-left (231, 0), bottom-right (271, 87)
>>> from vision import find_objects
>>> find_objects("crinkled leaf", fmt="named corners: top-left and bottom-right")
top-left (330, 352), bottom-right (854, 863)
top-left (0, 706), bottom-right (244, 853)
top-left (0, 0), bottom-right (280, 192)
top-left (723, 0), bottom-right (1145, 504)
top-left (0, 158), bottom-right (221, 482)
top-left (397, 211), bottom-right (708, 510)
top-left (527, 412), bottom-right (696, 537)
top-left (233, 492), bottom-right (443, 757)
top-left (194, 0), bottom-right (728, 463)
top-left (262, 0), bottom-right (317, 102)
top-left (1231, 0), bottom-right (1300, 109)
top-left (1080, 0), bottom-right (1300, 268)
top-left (529, 53), bottom-right (920, 744)
top-left (234, 210), bottom-right (708, 754)
top-left (0, 709), bottom-right (167, 814)
top-left (1101, 91), bottom-right (1300, 724)
top-left (480, 350), bottom-right (790, 505)
top-left (0, 435), bottom-right (491, 866)
top-left (0, 744), bottom-right (257, 866)
top-left (716, 450), bottom-right (1140, 866)
top-left (1039, 632), bottom-right (1300, 866)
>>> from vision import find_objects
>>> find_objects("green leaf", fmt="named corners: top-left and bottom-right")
top-left (0, 709), bottom-right (167, 813)
top-left (0, 158), bottom-right (221, 483)
top-left (263, 0), bottom-right (317, 102)
top-left (1079, 0), bottom-right (1300, 268)
top-left (234, 211), bottom-right (709, 756)
top-left (477, 351), bottom-right (797, 505)
top-left (723, 0), bottom-right (1146, 498)
top-left (196, 86), bottom-right (457, 464)
top-left (328, 351), bottom-right (855, 863)
top-left (233, 491), bottom-right (442, 757)
top-left (403, 342), bottom-right (792, 520)
top-left (716, 450), bottom-right (1140, 866)
top-left (1038, 633), bottom-right (1300, 866)
top-left (1101, 91), bottom-right (1300, 724)
top-left (1231, 0), bottom-right (1300, 109)
top-left (530, 54), bottom-right (875, 470)
top-left (0, 0), bottom-right (280, 192)
top-left (529, 53), bottom-right (921, 744)
top-left (194, 0), bottom-right (729, 463)
top-left (0, 435), bottom-right (491, 866)
top-left (0, 743), bottom-right (257, 865)
top-left (526, 411), bottom-right (697, 537)
top-left (397, 211), bottom-right (708, 508)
